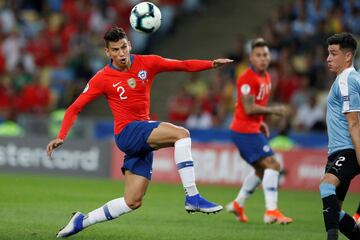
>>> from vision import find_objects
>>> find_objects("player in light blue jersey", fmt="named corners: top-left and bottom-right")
top-left (320, 32), bottom-right (360, 240)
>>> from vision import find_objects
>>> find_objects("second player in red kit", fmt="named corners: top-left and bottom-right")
top-left (226, 38), bottom-right (292, 225)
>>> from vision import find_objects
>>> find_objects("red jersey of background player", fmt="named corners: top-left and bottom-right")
top-left (58, 54), bottom-right (213, 140)
top-left (230, 66), bottom-right (271, 133)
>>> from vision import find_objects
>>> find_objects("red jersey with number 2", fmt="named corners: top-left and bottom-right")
top-left (230, 67), bottom-right (271, 133)
top-left (58, 54), bottom-right (213, 140)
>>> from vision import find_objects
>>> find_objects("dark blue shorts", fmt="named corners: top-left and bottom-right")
top-left (231, 131), bottom-right (274, 165)
top-left (115, 121), bottom-right (160, 180)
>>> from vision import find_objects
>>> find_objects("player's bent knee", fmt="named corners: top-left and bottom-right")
top-left (262, 158), bottom-right (280, 171)
top-left (126, 199), bottom-right (143, 210)
top-left (175, 127), bottom-right (190, 140)
top-left (320, 173), bottom-right (340, 186)
top-left (124, 194), bottom-right (144, 210)
top-left (272, 161), bottom-right (281, 171)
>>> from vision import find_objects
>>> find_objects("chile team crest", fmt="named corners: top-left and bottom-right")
top-left (138, 70), bottom-right (147, 80)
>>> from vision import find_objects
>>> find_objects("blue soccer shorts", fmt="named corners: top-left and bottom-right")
top-left (231, 131), bottom-right (274, 165)
top-left (115, 121), bottom-right (160, 180)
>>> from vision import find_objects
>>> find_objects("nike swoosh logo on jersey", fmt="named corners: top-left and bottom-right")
top-left (112, 82), bottom-right (122, 87)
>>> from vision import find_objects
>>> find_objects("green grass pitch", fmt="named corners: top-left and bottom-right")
top-left (0, 173), bottom-right (358, 240)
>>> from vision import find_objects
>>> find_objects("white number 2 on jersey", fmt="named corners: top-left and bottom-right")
top-left (117, 86), bottom-right (127, 100)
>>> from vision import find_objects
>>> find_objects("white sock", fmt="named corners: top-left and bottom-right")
top-left (83, 197), bottom-right (132, 228)
top-left (174, 137), bottom-right (199, 196)
top-left (262, 169), bottom-right (279, 211)
top-left (235, 172), bottom-right (261, 207)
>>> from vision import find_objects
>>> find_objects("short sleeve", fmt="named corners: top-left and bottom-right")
top-left (237, 74), bottom-right (257, 97)
top-left (341, 72), bottom-right (360, 113)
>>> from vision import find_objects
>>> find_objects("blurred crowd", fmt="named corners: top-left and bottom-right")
top-left (1, 0), bottom-right (360, 136)
top-left (169, 0), bottom-right (360, 133)
top-left (0, 0), bottom-right (201, 122)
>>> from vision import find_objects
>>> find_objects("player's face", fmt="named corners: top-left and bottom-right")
top-left (250, 46), bottom-right (271, 72)
top-left (105, 38), bottom-right (132, 69)
top-left (327, 44), bottom-right (352, 74)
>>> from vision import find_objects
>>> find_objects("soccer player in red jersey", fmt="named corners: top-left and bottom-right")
top-left (225, 38), bottom-right (292, 224)
top-left (46, 27), bottom-right (232, 238)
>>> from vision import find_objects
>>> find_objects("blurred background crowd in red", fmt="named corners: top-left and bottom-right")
top-left (0, 0), bottom-right (359, 137)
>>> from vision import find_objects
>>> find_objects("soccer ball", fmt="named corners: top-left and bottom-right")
top-left (130, 2), bottom-right (162, 34)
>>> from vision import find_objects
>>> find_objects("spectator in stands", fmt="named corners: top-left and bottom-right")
top-left (185, 103), bottom-right (213, 129)
top-left (292, 9), bottom-right (315, 39)
top-left (0, 0), bottom-right (359, 134)
top-left (290, 73), bottom-right (311, 109)
top-left (167, 86), bottom-right (194, 125)
top-left (273, 62), bottom-right (300, 103)
top-left (306, 0), bottom-right (328, 25)
top-left (16, 68), bottom-right (54, 114)
top-left (0, 74), bottom-right (15, 114)
top-left (12, 62), bottom-right (32, 92)
top-left (184, 72), bottom-right (208, 99)
top-left (293, 89), bottom-right (326, 131)
top-left (158, 0), bottom-right (183, 34)
top-left (199, 85), bottom-right (223, 126)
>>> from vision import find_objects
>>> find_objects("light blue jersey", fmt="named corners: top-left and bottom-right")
top-left (327, 66), bottom-right (360, 155)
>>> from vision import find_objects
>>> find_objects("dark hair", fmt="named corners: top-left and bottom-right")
top-left (327, 32), bottom-right (357, 54)
top-left (251, 38), bottom-right (269, 50)
top-left (104, 26), bottom-right (128, 47)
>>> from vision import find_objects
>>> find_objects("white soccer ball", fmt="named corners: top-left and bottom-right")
top-left (129, 2), bottom-right (161, 34)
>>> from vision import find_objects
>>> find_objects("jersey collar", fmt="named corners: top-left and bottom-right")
top-left (337, 65), bottom-right (355, 76)
top-left (109, 54), bottom-right (134, 71)
top-left (250, 64), bottom-right (266, 76)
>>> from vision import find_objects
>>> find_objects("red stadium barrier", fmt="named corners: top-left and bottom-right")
top-left (110, 142), bottom-right (360, 193)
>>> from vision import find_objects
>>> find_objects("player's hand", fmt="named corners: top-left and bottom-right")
top-left (46, 138), bottom-right (64, 157)
top-left (213, 58), bottom-right (233, 68)
top-left (272, 105), bottom-right (289, 117)
top-left (260, 122), bottom-right (270, 138)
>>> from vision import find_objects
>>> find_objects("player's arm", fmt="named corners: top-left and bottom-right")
top-left (149, 55), bottom-right (233, 73)
top-left (241, 94), bottom-right (288, 117)
top-left (46, 76), bottom-right (103, 156)
top-left (345, 112), bottom-right (360, 166)
top-left (342, 75), bottom-right (360, 166)
top-left (260, 121), bottom-right (270, 138)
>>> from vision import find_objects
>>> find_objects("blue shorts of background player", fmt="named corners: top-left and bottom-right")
top-left (230, 131), bottom-right (274, 165)
top-left (115, 121), bottom-right (160, 180)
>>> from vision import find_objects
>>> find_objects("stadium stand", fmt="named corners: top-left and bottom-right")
top-left (0, 0), bottom-right (359, 146)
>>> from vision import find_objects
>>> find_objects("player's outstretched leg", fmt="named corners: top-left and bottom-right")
top-left (175, 137), bottom-right (222, 214)
top-left (262, 169), bottom-right (292, 224)
top-left (56, 197), bottom-right (132, 238)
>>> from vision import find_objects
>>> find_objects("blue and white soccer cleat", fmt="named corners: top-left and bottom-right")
top-left (56, 212), bottom-right (85, 238)
top-left (185, 194), bottom-right (223, 214)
